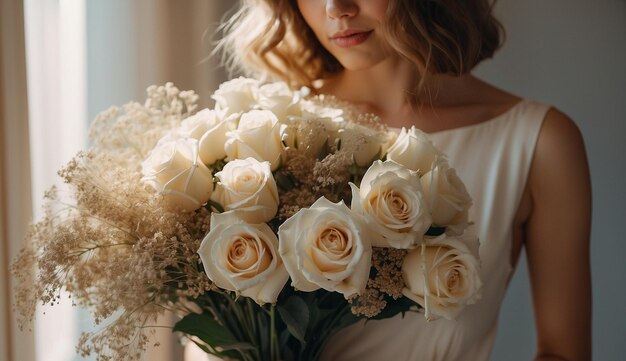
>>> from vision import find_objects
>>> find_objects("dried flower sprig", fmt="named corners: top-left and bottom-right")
top-left (88, 82), bottom-right (198, 168)
top-left (12, 84), bottom-right (211, 361)
top-left (349, 247), bottom-right (408, 317)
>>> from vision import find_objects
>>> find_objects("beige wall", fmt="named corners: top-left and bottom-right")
top-left (1, 0), bottom-right (36, 360)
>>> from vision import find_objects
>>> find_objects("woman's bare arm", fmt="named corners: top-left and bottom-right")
top-left (525, 109), bottom-right (592, 361)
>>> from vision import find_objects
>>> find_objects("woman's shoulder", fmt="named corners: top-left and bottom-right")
top-left (528, 106), bottom-right (590, 203)
top-left (534, 107), bottom-right (587, 167)
top-left (468, 79), bottom-right (563, 135)
top-left (537, 107), bottom-right (585, 147)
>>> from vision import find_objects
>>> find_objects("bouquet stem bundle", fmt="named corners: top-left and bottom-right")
top-left (178, 289), bottom-right (359, 361)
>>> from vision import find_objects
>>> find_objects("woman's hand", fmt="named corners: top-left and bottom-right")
top-left (184, 342), bottom-right (222, 361)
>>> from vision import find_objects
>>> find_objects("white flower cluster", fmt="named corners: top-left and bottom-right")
top-left (140, 77), bottom-right (481, 320)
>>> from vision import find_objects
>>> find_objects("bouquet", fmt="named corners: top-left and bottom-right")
top-left (13, 77), bottom-right (482, 361)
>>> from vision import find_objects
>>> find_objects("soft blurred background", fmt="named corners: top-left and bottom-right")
top-left (1, 1), bottom-right (624, 360)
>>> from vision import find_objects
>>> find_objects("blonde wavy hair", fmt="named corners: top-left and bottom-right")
top-left (218, 0), bottom-right (503, 93)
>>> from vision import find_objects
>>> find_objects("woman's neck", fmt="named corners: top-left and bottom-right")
top-left (318, 58), bottom-right (520, 131)
top-left (321, 57), bottom-right (416, 116)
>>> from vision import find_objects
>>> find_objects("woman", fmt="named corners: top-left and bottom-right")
top-left (199, 0), bottom-right (592, 360)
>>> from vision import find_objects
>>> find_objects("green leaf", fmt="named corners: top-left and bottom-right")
top-left (275, 172), bottom-right (296, 191)
top-left (208, 158), bottom-right (227, 173)
top-left (206, 199), bottom-right (225, 213)
top-left (173, 312), bottom-right (255, 359)
top-left (219, 342), bottom-right (258, 352)
top-left (174, 312), bottom-right (237, 345)
top-left (277, 295), bottom-right (310, 345)
top-left (334, 308), bottom-right (360, 329)
top-left (425, 226), bottom-right (446, 236)
top-left (278, 328), bottom-right (292, 350)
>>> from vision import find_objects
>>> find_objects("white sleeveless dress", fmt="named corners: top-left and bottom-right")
top-left (320, 99), bottom-right (551, 361)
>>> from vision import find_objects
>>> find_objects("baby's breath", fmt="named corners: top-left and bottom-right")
top-left (12, 85), bottom-right (210, 361)
top-left (349, 247), bottom-right (407, 317)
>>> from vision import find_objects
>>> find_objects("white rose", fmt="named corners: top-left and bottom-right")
top-left (386, 126), bottom-right (439, 175)
top-left (257, 81), bottom-right (301, 121)
top-left (288, 104), bottom-right (344, 151)
top-left (402, 233), bottom-right (482, 320)
top-left (198, 113), bottom-right (240, 166)
top-left (178, 109), bottom-right (239, 165)
top-left (338, 123), bottom-right (389, 167)
top-left (211, 158), bottom-right (279, 224)
top-left (420, 156), bottom-right (472, 234)
top-left (278, 197), bottom-right (371, 298)
top-left (224, 110), bottom-right (287, 171)
top-left (350, 160), bottom-right (431, 249)
top-left (198, 212), bottom-right (289, 305)
top-left (282, 115), bottom-right (336, 157)
top-left (212, 77), bottom-right (260, 116)
top-left (299, 97), bottom-right (345, 123)
top-left (178, 108), bottom-right (219, 139)
top-left (141, 136), bottom-right (213, 211)
top-left (382, 129), bottom-right (399, 155)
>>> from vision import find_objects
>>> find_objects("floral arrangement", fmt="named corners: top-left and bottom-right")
top-left (13, 77), bottom-right (482, 361)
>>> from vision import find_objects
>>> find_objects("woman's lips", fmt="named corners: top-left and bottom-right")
top-left (330, 30), bottom-right (373, 48)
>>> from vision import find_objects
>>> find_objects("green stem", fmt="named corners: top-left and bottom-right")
top-left (245, 298), bottom-right (261, 358)
top-left (270, 304), bottom-right (278, 361)
top-left (207, 294), bottom-right (240, 339)
top-left (311, 305), bottom-right (353, 361)
top-left (211, 292), bottom-right (257, 360)
top-left (227, 295), bottom-right (260, 360)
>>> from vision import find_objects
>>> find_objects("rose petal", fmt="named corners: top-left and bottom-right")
top-left (279, 197), bottom-right (371, 297)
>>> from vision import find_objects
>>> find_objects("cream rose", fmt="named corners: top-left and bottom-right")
top-left (300, 99), bottom-right (345, 124)
top-left (386, 126), bottom-right (439, 175)
top-left (282, 115), bottom-right (336, 157)
top-left (287, 103), bottom-right (344, 154)
top-left (224, 110), bottom-right (287, 171)
top-left (338, 123), bottom-right (390, 167)
top-left (350, 160), bottom-right (432, 249)
top-left (178, 109), bottom-right (239, 165)
top-left (141, 136), bottom-right (213, 211)
top-left (420, 156), bottom-right (472, 234)
top-left (278, 197), bottom-right (371, 298)
top-left (212, 77), bottom-right (260, 116)
top-left (257, 81), bottom-right (301, 122)
top-left (402, 233), bottom-right (482, 320)
top-left (198, 212), bottom-right (289, 305)
top-left (211, 158), bottom-right (279, 224)
top-left (178, 108), bottom-right (219, 139)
